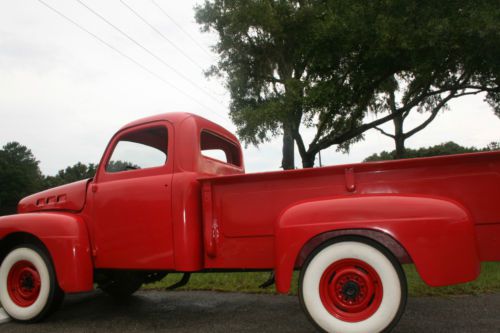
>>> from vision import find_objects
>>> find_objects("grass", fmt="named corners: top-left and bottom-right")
top-left (144, 262), bottom-right (500, 297)
top-left (405, 262), bottom-right (500, 296)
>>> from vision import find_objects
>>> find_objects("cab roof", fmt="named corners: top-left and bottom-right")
top-left (120, 112), bottom-right (192, 129)
top-left (119, 112), bottom-right (239, 143)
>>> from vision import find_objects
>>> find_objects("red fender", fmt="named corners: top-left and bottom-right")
top-left (274, 194), bottom-right (480, 293)
top-left (0, 212), bottom-right (93, 293)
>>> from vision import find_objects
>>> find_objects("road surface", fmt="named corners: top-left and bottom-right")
top-left (1, 290), bottom-right (499, 332)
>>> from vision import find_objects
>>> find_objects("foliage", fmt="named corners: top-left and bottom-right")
top-left (0, 142), bottom-right (44, 215)
top-left (302, 0), bottom-right (500, 162)
top-left (42, 161), bottom-right (141, 189)
top-left (43, 162), bottom-right (97, 188)
top-left (196, 0), bottom-right (323, 169)
top-left (196, 0), bottom-right (500, 168)
top-left (364, 141), bottom-right (500, 162)
top-left (105, 160), bottom-right (140, 173)
top-left (369, 0), bottom-right (500, 157)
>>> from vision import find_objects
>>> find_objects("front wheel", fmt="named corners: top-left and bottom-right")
top-left (299, 238), bottom-right (407, 333)
top-left (0, 244), bottom-right (64, 322)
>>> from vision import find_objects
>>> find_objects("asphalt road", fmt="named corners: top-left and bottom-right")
top-left (1, 290), bottom-right (499, 333)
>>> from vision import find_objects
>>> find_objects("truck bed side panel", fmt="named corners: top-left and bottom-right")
top-left (201, 151), bottom-right (500, 269)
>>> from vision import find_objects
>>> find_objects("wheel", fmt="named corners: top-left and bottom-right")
top-left (299, 237), bottom-right (407, 333)
top-left (0, 244), bottom-right (65, 322)
top-left (99, 271), bottom-right (143, 299)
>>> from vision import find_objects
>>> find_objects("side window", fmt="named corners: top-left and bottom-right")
top-left (200, 130), bottom-right (241, 167)
top-left (106, 126), bottom-right (168, 173)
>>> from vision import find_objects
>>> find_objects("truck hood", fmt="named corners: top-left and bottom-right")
top-left (18, 179), bottom-right (91, 213)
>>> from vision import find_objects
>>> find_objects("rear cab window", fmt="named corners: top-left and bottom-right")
top-left (200, 130), bottom-right (242, 168)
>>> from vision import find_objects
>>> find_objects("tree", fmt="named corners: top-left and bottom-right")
top-left (372, 75), bottom-right (498, 159)
top-left (196, 0), bottom-right (322, 169)
top-left (0, 142), bottom-right (44, 215)
top-left (296, 0), bottom-right (499, 163)
top-left (370, 0), bottom-right (500, 158)
top-left (196, 0), bottom-right (500, 168)
top-left (43, 162), bottom-right (97, 188)
top-left (364, 141), bottom-right (500, 162)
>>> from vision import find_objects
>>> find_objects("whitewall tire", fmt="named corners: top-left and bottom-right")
top-left (299, 237), bottom-right (407, 333)
top-left (0, 244), bottom-right (64, 322)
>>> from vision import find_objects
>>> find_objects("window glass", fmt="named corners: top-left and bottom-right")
top-left (201, 149), bottom-right (229, 163)
top-left (106, 126), bottom-right (167, 173)
top-left (200, 131), bottom-right (241, 167)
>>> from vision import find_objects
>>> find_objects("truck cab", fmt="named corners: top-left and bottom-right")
top-left (86, 113), bottom-right (244, 271)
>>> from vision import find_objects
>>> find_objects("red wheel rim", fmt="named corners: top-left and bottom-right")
top-left (319, 258), bottom-right (383, 322)
top-left (7, 260), bottom-right (41, 307)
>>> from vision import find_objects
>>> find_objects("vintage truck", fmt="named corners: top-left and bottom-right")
top-left (0, 112), bottom-right (499, 332)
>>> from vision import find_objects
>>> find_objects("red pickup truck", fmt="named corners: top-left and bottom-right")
top-left (0, 113), bottom-right (499, 332)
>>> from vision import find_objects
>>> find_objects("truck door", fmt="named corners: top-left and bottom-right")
top-left (91, 121), bottom-right (174, 269)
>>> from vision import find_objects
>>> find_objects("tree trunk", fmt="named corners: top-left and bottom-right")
top-left (301, 152), bottom-right (316, 168)
top-left (395, 135), bottom-right (406, 159)
top-left (281, 123), bottom-right (295, 170)
top-left (393, 113), bottom-right (406, 159)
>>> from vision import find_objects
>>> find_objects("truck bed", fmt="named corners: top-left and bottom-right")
top-left (200, 151), bottom-right (500, 269)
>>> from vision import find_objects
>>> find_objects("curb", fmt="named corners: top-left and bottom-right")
top-left (0, 307), bottom-right (10, 324)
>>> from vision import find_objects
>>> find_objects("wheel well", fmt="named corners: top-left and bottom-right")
top-left (0, 232), bottom-right (48, 264)
top-left (294, 229), bottom-right (413, 269)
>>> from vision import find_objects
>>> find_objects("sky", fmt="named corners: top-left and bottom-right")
top-left (0, 0), bottom-right (499, 176)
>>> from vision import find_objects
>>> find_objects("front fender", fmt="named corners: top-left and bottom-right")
top-left (275, 194), bottom-right (480, 293)
top-left (0, 212), bottom-right (93, 293)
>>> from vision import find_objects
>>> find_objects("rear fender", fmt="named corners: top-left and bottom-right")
top-left (0, 213), bottom-right (93, 293)
top-left (275, 194), bottom-right (480, 293)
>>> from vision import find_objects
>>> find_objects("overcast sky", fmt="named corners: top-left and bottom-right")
top-left (1, 0), bottom-right (499, 176)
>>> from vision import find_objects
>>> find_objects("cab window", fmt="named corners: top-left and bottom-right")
top-left (106, 126), bottom-right (168, 173)
top-left (200, 130), bottom-right (241, 167)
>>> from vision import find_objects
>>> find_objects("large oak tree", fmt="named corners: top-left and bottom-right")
top-left (196, 0), bottom-right (499, 168)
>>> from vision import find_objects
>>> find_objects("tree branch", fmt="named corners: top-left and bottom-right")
top-left (310, 88), bottom-right (436, 154)
top-left (307, 71), bottom-right (480, 156)
top-left (374, 126), bottom-right (395, 139)
top-left (403, 85), bottom-right (486, 140)
top-left (402, 110), bottom-right (411, 120)
top-left (293, 130), bottom-right (308, 159)
top-left (454, 90), bottom-right (493, 98)
top-left (403, 91), bottom-right (456, 139)
top-left (311, 116), bottom-right (328, 146)
top-left (403, 107), bottom-right (441, 139)
top-left (456, 85), bottom-right (500, 93)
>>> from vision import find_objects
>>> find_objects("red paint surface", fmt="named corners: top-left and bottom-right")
top-left (7, 261), bottom-right (41, 307)
top-left (0, 213), bottom-right (93, 293)
top-left (18, 179), bottom-right (90, 213)
top-left (0, 112), bottom-right (498, 295)
top-left (319, 259), bottom-right (383, 322)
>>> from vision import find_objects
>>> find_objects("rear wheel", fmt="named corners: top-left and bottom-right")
top-left (0, 244), bottom-right (64, 322)
top-left (299, 237), bottom-right (407, 333)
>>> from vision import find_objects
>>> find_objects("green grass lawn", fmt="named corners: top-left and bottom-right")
top-left (144, 262), bottom-right (500, 297)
